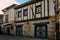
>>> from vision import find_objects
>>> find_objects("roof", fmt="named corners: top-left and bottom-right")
top-left (2, 4), bottom-right (18, 12)
top-left (14, 0), bottom-right (43, 9)
top-left (0, 14), bottom-right (3, 16)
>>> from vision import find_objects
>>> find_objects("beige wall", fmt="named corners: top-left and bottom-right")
top-left (2, 7), bottom-right (16, 35)
top-left (3, 11), bottom-right (8, 22)
top-left (3, 8), bottom-right (15, 23)
top-left (49, 0), bottom-right (55, 16)
top-left (3, 0), bottom-right (56, 23)
top-left (2, 0), bottom-right (58, 37)
top-left (8, 9), bottom-right (15, 21)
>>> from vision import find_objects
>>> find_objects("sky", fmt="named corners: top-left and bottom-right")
top-left (16, 0), bottom-right (29, 4)
top-left (0, 0), bottom-right (29, 14)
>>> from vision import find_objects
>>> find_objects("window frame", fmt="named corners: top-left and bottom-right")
top-left (23, 9), bottom-right (28, 16)
top-left (18, 11), bottom-right (22, 18)
top-left (5, 15), bottom-right (8, 23)
top-left (35, 5), bottom-right (42, 14)
top-left (35, 24), bottom-right (48, 38)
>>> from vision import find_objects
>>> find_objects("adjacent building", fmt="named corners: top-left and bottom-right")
top-left (0, 14), bottom-right (3, 25)
top-left (2, 4), bottom-right (18, 35)
top-left (0, 14), bottom-right (3, 33)
top-left (2, 0), bottom-right (60, 40)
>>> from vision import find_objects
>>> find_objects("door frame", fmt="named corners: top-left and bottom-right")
top-left (7, 27), bottom-right (10, 35)
top-left (34, 24), bottom-right (48, 38)
top-left (16, 25), bottom-right (23, 36)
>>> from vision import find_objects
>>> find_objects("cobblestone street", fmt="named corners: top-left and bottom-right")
top-left (0, 34), bottom-right (48, 40)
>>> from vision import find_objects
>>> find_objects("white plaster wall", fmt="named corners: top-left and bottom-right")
top-left (15, 0), bottom-right (56, 21)
top-left (49, 0), bottom-right (55, 16)
top-left (45, 0), bottom-right (48, 16)
top-left (3, 10), bottom-right (9, 22)
top-left (42, 1), bottom-right (44, 17)
top-left (22, 8), bottom-right (24, 20)
top-left (28, 5), bottom-right (30, 19)
top-left (30, 4), bottom-right (33, 19)
top-left (16, 1), bottom-right (44, 20)
top-left (8, 9), bottom-right (15, 21)
top-left (14, 10), bottom-right (18, 21)
top-left (17, 8), bottom-right (22, 20)
top-left (35, 2), bottom-right (42, 18)
top-left (3, 14), bottom-right (5, 22)
top-left (36, 2), bottom-right (41, 6)
top-left (32, 4), bottom-right (35, 18)
top-left (3, 8), bottom-right (15, 22)
top-left (23, 6), bottom-right (28, 20)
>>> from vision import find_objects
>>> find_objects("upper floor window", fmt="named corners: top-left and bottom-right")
top-left (5, 15), bottom-right (8, 23)
top-left (18, 11), bottom-right (22, 17)
top-left (35, 5), bottom-right (42, 14)
top-left (23, 9), bottom-right (28, 16)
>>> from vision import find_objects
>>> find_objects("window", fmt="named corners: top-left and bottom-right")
top-left (18, 11), bottom-right (22, 17)
top-left (5, 15), bottom-right (8, 23)
top-left (36, 5), bottom-right (42, 14)
top-left (23, 9), bottom-right (28, 16)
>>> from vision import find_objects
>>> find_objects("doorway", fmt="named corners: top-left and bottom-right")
top-left (7, 27), bottom-right (10, 35)
top-left (16, 25), bottom-right (23, 36)
top-left (35, 24), bottom-right (47, 38)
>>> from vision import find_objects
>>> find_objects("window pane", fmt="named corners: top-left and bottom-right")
top-left (18, 11), bottom-right (22, 17)
top-left (36, 8), bottom-right (39, 13)
top-left (39, 7), bottom-right (41, 12)
top-left (24, 9), bottom-right (28, 16)
top-left (36, 5), bottom-right (42, 13)
top-left (5, 15), bottom-right (8, 23)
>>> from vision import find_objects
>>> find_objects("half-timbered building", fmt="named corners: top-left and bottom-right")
top-left (14, 0), bottom-right (58, 39)
top-left (2, 0), bottom-right (60, 40)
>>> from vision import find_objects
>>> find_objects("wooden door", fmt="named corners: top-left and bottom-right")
top-left (35, 24), bottom-right (47, 38)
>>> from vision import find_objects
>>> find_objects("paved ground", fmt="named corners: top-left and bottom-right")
top-left (0, 34), bottom-right (48, 40)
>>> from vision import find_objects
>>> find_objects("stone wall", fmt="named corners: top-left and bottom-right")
top-left (23, 22), bottom-right (34, 37)
top-left (15, 19), bottom-right (49, 38)
top-left (49, 16), bottom-right (57, 40)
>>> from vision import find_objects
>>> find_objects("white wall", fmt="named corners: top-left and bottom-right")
top-left (3, 8), bottom-right (15, 23)
top-left (15, 0), bottom-right (56, 21)
top-left (49, 0), bottom-right (55, 16)
top-left (8, 9), bottom-right (15, 21)
top-left (3, 0), bottom-right (56, 22)
top-left (3, 11), bottom-right (8, 22)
